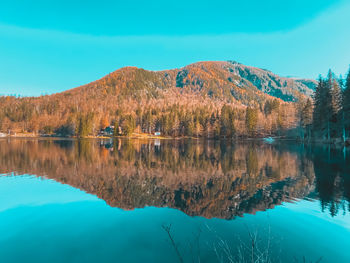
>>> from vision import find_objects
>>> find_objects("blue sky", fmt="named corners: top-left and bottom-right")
top-left (0, 0), bottom-right (349, 96)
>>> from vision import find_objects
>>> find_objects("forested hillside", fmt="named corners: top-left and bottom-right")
top-left (0, 61), bottom-right (319, 138)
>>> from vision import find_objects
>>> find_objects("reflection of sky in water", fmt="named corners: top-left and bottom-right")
top-left (0, 175), bottom-right (349, 263)
top-left (0, 175), bottom-right (100, 211)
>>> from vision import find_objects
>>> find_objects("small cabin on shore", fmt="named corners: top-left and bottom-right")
top-left (100, 126), bottom-right (115, 136)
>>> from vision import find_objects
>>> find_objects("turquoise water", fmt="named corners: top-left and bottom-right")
top-left (0, 139), bottom-right (349, 262)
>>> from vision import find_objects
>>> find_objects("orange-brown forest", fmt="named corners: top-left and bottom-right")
top-left (0, 61), bottom-right (316, 138)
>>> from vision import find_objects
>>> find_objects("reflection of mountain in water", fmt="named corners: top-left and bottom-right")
top-left (0, 139), bottom-right (348, 219)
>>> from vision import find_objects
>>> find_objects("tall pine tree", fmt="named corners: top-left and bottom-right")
top-left (343, 67), bottom-right (350, 141)
top-left (328, 70), bottom-right (342, 138)
top-left (245, 107), bottom-right (258, 136)
top-left (301, 98), bottom-right (313, 140)
top-left (313, 76), bottom-right (329, 138)
top-left (313, 70), bottom-right (342, 140)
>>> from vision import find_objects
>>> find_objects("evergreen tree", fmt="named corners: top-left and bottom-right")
top-left (300, 98), bottom-right (313, 139)
top-left (220, 105), bottom-right (231, 138)
top-left (135, 107), bottom-right (143, 129)
top-left (77, 115), bottom-right (84, 137)
top-left (194, 118), bottom-right (201, 137)
top-left (77, 113), bottom-right (94, 137)
top-left (264, 99), bottom-right (279, 115)
top-left (328, 70), bottom-right (342, 138)
top-left (245, 107), bottom-right (258, 136)
top-left (161, 114), bottom-right (170, 135)
top-left (144, 110), bottom-right (153, 133)
top-left (313, 77), bottom-right (324, 130)
top-left (186, 116), bottom-right (194, 137)
top-left (210, 112), bottom-right (216, 126)
top-left (123, 115), bottom-right (135, 136)
top-left (313, 70), bottom-right (343, 140)
top-left (172, 112), bottom-right (179, 137)
top-left (201, 114), bottom-right (210, 138)
top-left (313, 76), bottom-right (330, 138)
top-left (343, 67), bottom-right (350, 140)
top-left (0, 114), bottom-right (3, 133)
top-left (229, 109), bottom-right (236, 138)
top-left (213, 119), bottom-right (221, 139)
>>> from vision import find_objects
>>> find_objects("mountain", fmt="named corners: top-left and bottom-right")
top-left (66, 60), bottom-right (316, 104)
top-left (0, 61), bottom-right (317, 137)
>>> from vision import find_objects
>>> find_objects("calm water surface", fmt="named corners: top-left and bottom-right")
top-left (0, 138), bottom-right (349, 263)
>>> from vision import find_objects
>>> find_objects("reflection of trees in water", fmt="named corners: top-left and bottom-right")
top-left (0, 138), bottom-right (348, 218)
top-left (311, 145), bottom-right (350, 216)
top-left (246, 147), bottom-right (258, 175)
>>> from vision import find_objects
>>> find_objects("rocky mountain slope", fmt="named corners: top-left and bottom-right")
top-left (227, 61), bottom-right (316, 101)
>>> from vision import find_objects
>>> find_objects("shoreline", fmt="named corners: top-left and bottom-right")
top-left (1, 133), bottom-right (349, 147)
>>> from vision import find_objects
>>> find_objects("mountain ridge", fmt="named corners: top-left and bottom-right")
top-left (64, 60), bottom-right (316, 104)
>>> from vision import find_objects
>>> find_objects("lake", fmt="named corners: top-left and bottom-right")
top-left (0, 138), bottom-right (349, 263)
